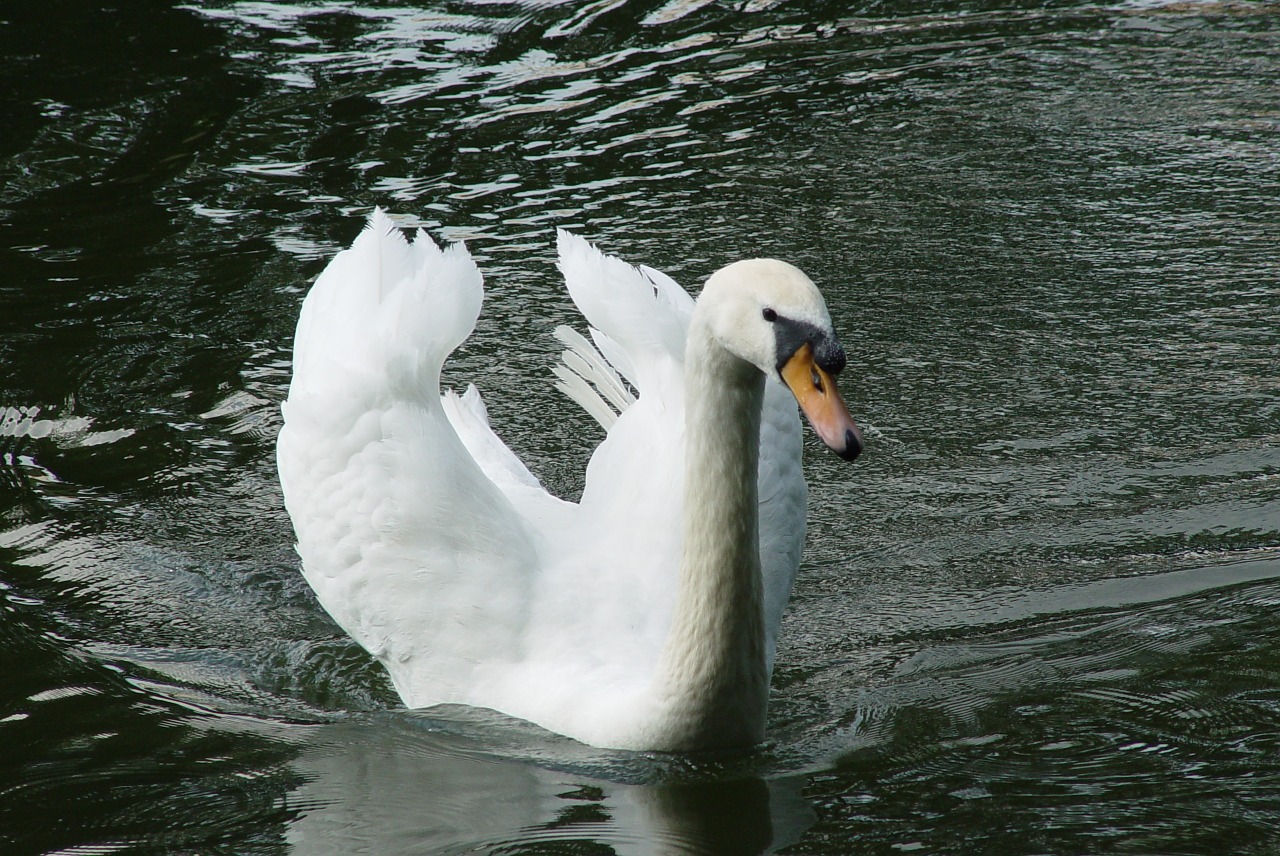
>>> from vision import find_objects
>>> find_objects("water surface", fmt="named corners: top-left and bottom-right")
top-left (1, 0), bottom-right (1278, 852)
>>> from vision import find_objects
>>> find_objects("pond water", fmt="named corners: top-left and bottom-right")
top-left (2, 0), bottom-right (1278, 852)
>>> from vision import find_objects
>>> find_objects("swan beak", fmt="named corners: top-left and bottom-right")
top-left (780, 344), bottom-right (864, 461)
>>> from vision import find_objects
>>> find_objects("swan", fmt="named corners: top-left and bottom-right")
top-left (277, 209), bottom-right (862, 751)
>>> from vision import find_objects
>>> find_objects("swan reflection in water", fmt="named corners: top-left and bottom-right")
top-left (285, 712), bottom-right (816, 855)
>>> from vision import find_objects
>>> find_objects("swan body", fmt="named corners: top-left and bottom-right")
top-left (277, 210), bottom-right (861, 751)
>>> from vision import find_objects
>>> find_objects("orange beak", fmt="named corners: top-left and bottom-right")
top-left (780, 343), bottom-right (863, 461)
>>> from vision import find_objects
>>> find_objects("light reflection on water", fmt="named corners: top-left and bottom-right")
top-left (1, 0), bottom-right (1278, 852)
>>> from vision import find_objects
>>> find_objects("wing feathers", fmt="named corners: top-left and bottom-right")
top-left (555, 230), bottom-right (692, 398)
top-left (551, 325), bottom-right (635, 430)
top-left (290, 208), bottom-right (482, 401)
top-left (281, 214), bottom-right (808, 728)
top-left (280, 211), bottom-right (545, 707)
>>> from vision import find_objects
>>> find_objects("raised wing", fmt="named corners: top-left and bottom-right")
top-left (277, 210), bottom-right (543, 707)
top-left (547, 233), bottom-right (806, 674)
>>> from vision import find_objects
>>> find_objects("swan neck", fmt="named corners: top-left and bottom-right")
top-left (652, 319), bottom-right (768, 749)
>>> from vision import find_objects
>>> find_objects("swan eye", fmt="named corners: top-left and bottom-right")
top-left (762, 308), bottom-right (778, 322)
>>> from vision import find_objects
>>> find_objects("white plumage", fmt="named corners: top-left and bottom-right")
top-left (277, 209), bottom-right (860, 750)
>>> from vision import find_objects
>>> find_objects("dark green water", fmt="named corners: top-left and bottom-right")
top-left (2, 0), bottom-right (1278, 852)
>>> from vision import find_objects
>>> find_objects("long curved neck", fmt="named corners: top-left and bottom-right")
top-left (651, 316), bottom-right (769, 750)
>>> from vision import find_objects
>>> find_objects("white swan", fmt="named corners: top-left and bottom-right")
top-left (277, 210), bottom-right (862, 751)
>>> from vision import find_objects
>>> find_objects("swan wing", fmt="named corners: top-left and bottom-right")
top-left (440, 383), bottom-right (576, 535)
top-left (277, 210), bottom-right (545, 707)
top-left (547, 233), bottom-right (806, 675)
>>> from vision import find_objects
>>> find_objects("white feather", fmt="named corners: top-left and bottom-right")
top-left (278, 213), bottom-right (825, 750)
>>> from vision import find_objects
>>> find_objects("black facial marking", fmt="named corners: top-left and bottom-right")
top-left (817, 337), bottom-right (847, 375)
top-left (773, 315), bottom-right (847, 376)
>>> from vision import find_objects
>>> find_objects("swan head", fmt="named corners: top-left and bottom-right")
top-left (700, 259), bottom-right (864, 461)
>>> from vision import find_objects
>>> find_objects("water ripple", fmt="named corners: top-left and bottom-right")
top-left (2, 0), bottom-right (1279, 851)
